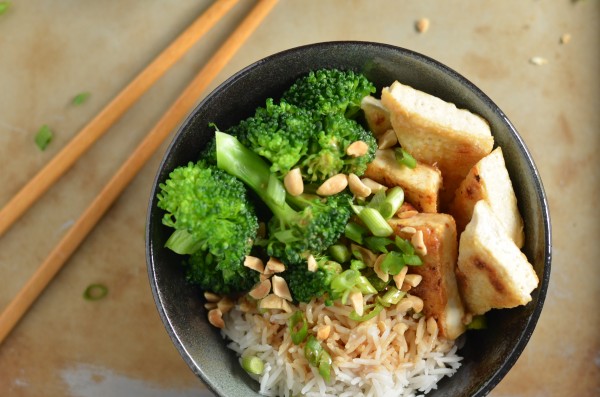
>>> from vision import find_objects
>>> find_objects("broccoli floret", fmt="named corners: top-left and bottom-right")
top-left (301, 113), bottom-right (377, 182)
top-left (232, 99), bottom-right (313, 176)
top-left (157, 161), bottom-right (259, 294)
top-left (282, 68), bottom-right (376, 118)
top-left (283, 258), bottom-right (342, 303)
top-left (216, 131), bottom-right (352, 265)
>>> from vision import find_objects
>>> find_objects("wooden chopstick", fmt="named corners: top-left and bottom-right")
top-left (0, 0), bottom-right (278, 345)
top-left (0, 0), bottom-right (240, 238)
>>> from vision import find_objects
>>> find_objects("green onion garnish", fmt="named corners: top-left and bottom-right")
top-left (379, 251), bottom-right (405, 275)
top-left (350, 259), bottom-right (366, 271)
top-left (395, 236), bottom-right (415, 255)
top-left (403, 253), bottom-right (423, 266)
top-left (328, 244), bottom-right (351, 263)
top-left (241, 355), bottom-right (264, 375)
top-left (318, 349), bottom-right (332, 382)
top-left (72, 92), bottom-right (90, 105)
top-left (34, 124), bottom-right (53, 151)
top-left (288, 311), bottom-right (308, 345)
top-left (355, 275), bottom-right (377, 294)
top-left (378, 286), bottom-right (406, 307)
top-left (349, 303), bottom-right (383, 322)
top-left (345, 222), bottom-right (367, 244)
top-left (379, 186), bottom-right (405, 219)
top-left (330, 269), bottom-right (359, 295)
top-left (83, 283), bottom-right (108, 301)
top-left (364, 236), bottom-right (393, 253)
top-left (357, 207), bottom-right (393, 237)
top-left (467, 314), bottom-right (487, 330)
top-left (0, 2), bottom-right (11, 15)
top-left (395, 147), bottom-right (417, 168)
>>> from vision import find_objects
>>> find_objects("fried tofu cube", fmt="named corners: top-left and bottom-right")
top-left (456, 200), bottom-right (539, 315)
top-left (381, 81), bottom-right (494, 206)
top-left (364, 149), bottom-right (442, 213)
top-left (360, 95), bottom-right (392, 137)
top-left (450, 147), bottom-right (524, 247)
top-left (389, 214), bottom-right (466, 340)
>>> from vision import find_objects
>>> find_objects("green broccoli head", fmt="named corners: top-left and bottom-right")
top-left (266, 192), bottom-right (353, 265)
top-left (232, 99), bottom-right (313, 176)
top-left (185, 251), bottom-right (258, 295)
top-left (301, 113), bottom-right (377, 182)
top-left (282, 68), bottom-right (376, 118)
top-left (283, 258), bottom-right (342, 303)
top-left (157, 161), bottom-right (259, 294)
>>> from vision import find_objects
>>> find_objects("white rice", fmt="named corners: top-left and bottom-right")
top-left (221, 297), bottom-right (462, 397)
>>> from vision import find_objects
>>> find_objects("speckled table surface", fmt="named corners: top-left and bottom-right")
top-left (0, 1), bottom-right (598, 396)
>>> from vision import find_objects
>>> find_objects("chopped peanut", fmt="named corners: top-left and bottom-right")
top-left (373, 254), bottom-right (389, 282)
top-left (249, 279), bottom-right (271, 300)
top-left (400, 226), bottom-right (417, 235)
top-left (348, 290), bottom-right (364, 316)
top-left (317, 325), bottom-right (331, 340)
top-left (411, 230), bottom-right (427, 256)
top-left (403, 274), bottom-right (423, 288)
top-left (272, 275), bottom-right (293, 301)
top-left (217, 296), bottom-right (234, 313)
top-left (361, 178), bottom-right (387, 193)
top-left (204, 292), bottom-right (221, 303)
top-left (260, 294), bottom-right (284, 310)
top-left (316, 174), bottom-right (348, 196)
top-left (307, 254), bottom-right (318, 272)
top-left (348, 173), bottom-right (372, 198)
top-left (393, 266), bottom-right (409, 289)
top-left (244, 256), bottom-right (265, 273)
top-left (265, 257), bottom-right (285, 274)
top-left (208, 308), bottom-right (225, 329)
top-left (284, 168), bottom-right (304, 196)
top-left (346, 141), bottom-right (369, 157)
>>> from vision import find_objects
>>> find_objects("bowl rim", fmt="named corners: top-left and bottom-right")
top-left (146, 40), bottom-right (552, 397)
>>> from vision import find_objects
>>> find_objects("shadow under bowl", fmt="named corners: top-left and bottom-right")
top-left (146, 41), bottom-right (551, 397)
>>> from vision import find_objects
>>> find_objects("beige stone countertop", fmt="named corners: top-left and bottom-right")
top-left (0, 1), bottom-right (598, 396)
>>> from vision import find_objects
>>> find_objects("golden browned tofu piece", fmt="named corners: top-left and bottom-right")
top-left (456, 201), bottom-right (538, 315)
top-left (364, 149), bottom-right (442, 213)
top-left (381, 81), bottom-right (494, 206)
top-left (361, 95), bottom-right (392, 136)
top-left (389, 214), bottom-right (466, 340)
top-left (450, 147), bottom-right (524, 247)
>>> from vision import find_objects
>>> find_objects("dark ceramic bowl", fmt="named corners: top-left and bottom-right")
top-left (146, 41), bottom-right (551, 397)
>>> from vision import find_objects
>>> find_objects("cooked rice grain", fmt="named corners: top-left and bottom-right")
top-left (222, 297), bottom-right (461, 397)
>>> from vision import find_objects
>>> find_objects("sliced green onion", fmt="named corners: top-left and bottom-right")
top-left (367, 189), bottom-right (386, 210)
top-left (358, 207), bottom-right (393, 237)
top-left (165, 229), bottom-right (202, 255)
top-left (242, 355), bottom-right (264, 375)
top-left (288, 311), bottom-right (308, 345)
top-left (395, 236), bottom-right (415, 255)
top-left (395, 147), bottom-right (417, 168)
top-left (378, 286), bottom-right (406, 307)
top-left (349, 303), bottom-right (383, 322)
top-left (72, 91), bottom-right (90, 105)
top-left (330, 269), bottom-right (359, 294)
top-left (318, 349), bottom-right (332, 382)
top-left (83, 283), bottom-right (108, 301)
top-left (0, 2), bottom-right (11, 15)
top-left (350, 259), bottom-right (366, 271)
top-left (467, 315), bottom-right (487, 330)
top-left (364, 236), bottom-right (393, 253)
top-left (34, 124), bottom-right (53, 151)
top-left (403, 253), bottom-right (423, 266)
top-left (328, 244), bottom-right (351, 263)
top-left (366, 272), bottom-right (390, 291)
top-left (304, 335), bottom-right (323, 366)
top-left (345, 222), bottom-right (367, 244)
top-left (355, 275), bottom-right (377, 294)
top-left (350, 202), bottom-right (364, 215)
top-left (379, 187), bottom-right (405, 219)
top-left (267, 173), bottom-right (286, 207)
top-left (379, 251), bottom-right (405, 275)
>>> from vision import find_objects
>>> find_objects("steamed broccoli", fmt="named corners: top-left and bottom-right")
top-left (157, 161), bottom-right (259, 294)
top-left (281, 68), bottom-right (376, 118)
top-left (231, 99), bottom-right (313, 176)
top-left (230, 79), bottom-right (378, 183)
top-left (215, 131), bottom-right (352, 265)
top-left (283, 258), bottom-right (342, 303)
top-left (300, 112), bottom-right (377, 182)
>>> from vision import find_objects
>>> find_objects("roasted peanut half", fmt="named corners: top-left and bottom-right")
top-left (284, 168), bottom-right (304, 196)
top-left (348, 173), bottom-right (372, 198)
top-left (244, 255), bottom-right (265, 273)
top-left (208, 308), bottom-right (225, 329)
top-left (346, 141), bottom-right (369, 157)
top-left (316, 174), bottom-right (348, 196)
top-left (249, 279), bottom-right (271, 300)
top-left (271, 275), bottom-right (293, 301)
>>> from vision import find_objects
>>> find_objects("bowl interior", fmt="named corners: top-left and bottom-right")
top-left (146, 41), bottom-right (551, 397)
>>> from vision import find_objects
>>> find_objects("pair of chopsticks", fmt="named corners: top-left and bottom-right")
top-left (0, 0), bottom-right (278, 345)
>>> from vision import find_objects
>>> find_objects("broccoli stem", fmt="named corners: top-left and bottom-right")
top-left (215, 131), bottom-right (296, 224)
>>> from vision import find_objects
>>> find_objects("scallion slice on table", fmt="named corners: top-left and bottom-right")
top-left (72, 91), bottom-right (91, 105)
top-left (0, 2), bottom-right (10, 15)
top-left (34, 125), bottom-right (53, 151)
top-left (83, 283), bottom-right (108, 301)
